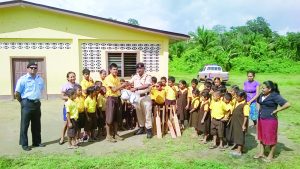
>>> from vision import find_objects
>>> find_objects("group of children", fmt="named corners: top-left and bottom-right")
top-left (149, 76), bottom-right (250, 156)
top-left (63, 68), bottom-right (251, 156)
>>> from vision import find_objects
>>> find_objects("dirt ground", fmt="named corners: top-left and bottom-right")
top-left (0, 99), bottom-right (299, 162)
top-left (0, 99), bottom-right (145, 156)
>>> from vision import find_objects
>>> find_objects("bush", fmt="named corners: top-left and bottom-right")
top-left (230, 57), bottom-right (300, 73)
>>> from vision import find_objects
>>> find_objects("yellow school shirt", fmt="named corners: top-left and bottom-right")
top-left (209, 100), bottom-right (231, 119)
top-left (198, 83), bottom-right (205, 92)
top-left (235, 100), bottom-right (250, 116)
top-left (153, 89), bottom-right (166, 105)
top-left (150, 86), bottom-right (156, 100)
top-left (223, 103), bottom-right (232, 119)
top-left (187, 86), bottom-right (198, 98)
top-left (104, 74), bottom-right (121, 97)
top-left (201, 100), bottom-right (210, 112)
top-left (191, 97), bottom-right (200, 109)
top-left (165, 85), bottom-right (179, 100)
top-left (80, 78), bottom-right (94, 91)
top-left (229, 98), bottom-right (237, 114)
top-left (100, 78), bottom-right (108, 88)
top-left (84, 96), bottom-right (97, 113)
top-left (97, 94), bottom-right (106, 111)
top-left (65, 99), bottom-right (78, 120)
top-left (75, 96), bottom-right (85, 113)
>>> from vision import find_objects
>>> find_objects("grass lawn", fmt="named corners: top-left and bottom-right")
top-left (0, 71), bottom-right (300, 169)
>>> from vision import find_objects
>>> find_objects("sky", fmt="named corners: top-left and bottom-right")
top-left (1, 0), bottom-right (299, 35)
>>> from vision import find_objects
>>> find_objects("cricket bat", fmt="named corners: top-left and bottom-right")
top-left (156, 111), bottom-right (162, 138)
top-left (168, 119), bottom-right (177, 138)
top-left (173, 114), bottom-right (181, 137)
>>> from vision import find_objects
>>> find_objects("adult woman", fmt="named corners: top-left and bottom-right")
top-left (254, 81), bottom-right (290, 162)
top-left (59, 72), bottom-right (79, 144)
top-left (243, 71), bottom-right (260, 126)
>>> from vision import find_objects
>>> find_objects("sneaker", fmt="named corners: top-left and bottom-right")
top-left (114, 134), bottom-right (124, 141)
top-left (135, 127), bottom-right (145, 135)
top-left (146, 128), bottom-right (153, 139)
top-left (32, 143), bottom-right (46, 147)
top-left (22, 146), bottom-right (31, 151)
top-left (82, 136), bottom-right (89, 142)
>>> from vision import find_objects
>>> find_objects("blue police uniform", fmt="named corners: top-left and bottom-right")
top-left (15, 73), bottom-right (44, 147)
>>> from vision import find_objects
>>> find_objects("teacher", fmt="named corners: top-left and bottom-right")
top-left (254, 80), bottom-right (290, 162)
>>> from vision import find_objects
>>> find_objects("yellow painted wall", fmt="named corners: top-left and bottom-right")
top-left (0, 6), bottom-right (170, 97)
top-left (0, 39), bottom-right (75, 96)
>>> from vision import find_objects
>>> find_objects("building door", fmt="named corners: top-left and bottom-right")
top-left (12, 58), bottom-right (47, 99)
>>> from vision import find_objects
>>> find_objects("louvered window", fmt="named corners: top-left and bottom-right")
top-left (108, 53), bottom-right (137, 77)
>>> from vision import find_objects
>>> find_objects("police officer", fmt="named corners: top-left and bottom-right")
top-left (15, 61), bottom-right (45, 151)
top-left (129, 62), bottom-right (153, 138)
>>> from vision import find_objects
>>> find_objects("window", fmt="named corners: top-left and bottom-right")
top-left (107, 52), bottom-right (137, 77)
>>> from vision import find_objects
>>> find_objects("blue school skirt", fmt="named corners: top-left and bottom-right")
top-left (249, 102), bottom-right (258, 121)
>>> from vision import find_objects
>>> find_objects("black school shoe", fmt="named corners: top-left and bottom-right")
top-left (146, 128), bottom-right (153, 139)
top-left (135, 127), bottom-right (145, 135)
top-left (22, 146), bottom-right (31, 151)
top-left (32, 143), bottom-right (46, 147)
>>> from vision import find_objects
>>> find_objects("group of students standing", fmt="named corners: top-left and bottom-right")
top-left (59, 62), bottom-right (290, 162)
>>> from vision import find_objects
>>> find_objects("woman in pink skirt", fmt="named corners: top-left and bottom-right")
top-left (254, 81), bottom-right (290, 162)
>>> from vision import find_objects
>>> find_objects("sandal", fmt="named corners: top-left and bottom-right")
top-left (230, 151), bottom-right (242, 156)
top-left (263, 157), bottom-right (272, 163)
top-left (230, 144), bottom-right (237, 150)
top-left (209, 145), bottom-right (218, 149)
top-left (219, 146), bottom-right (226, 151)
top-left (200, 140), bottom-right (207, 144)
top-left (68, 145), bottom-right (79, 149)
top-left (253, 154), bottom-right (265, 159)
top-left (59, 139), bottom-right (64, 145)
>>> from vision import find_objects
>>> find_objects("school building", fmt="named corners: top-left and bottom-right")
top-left (0, 1), bottom-right (189, 99)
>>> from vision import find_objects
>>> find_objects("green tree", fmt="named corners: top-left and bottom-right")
top-left (169, 41), bottom-right (187, 59)
top-left (189, 26), bottom-right (217, 51)
top-left (287, 32), bottom-right (300, 60)
top-left (246, 17), bottom-right (272, 38)
top-left (212, 25), bottom-right (227, 34)
top-left (127, 18), bottom-right (140, 26)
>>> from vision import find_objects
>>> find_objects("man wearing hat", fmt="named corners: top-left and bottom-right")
top-left (15, 61), bottom-right (45, 151)
top-left (129, 62), bottom-right (153, 138)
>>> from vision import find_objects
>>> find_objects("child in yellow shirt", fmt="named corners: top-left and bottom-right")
top-left (65, 88), bottom-right (79, 149)
top-left (80, 68), bottom-right (94, 97)
top-left (150, 76), bottom-right (158, 101)
top-left (176, 80), bottom-right (188, 127)
top-left (160, 76), bottom-right (167, 89)
top-left (228, 85), bottom-right (240, 108)
top-left (84, 86), bottom-right (98, 141)
top-left (165, 76), bottom-right (179, 117)
top-left (228, 90), bottom-right (250, 156)
top-left (223, 92), bottom-right (233, 148)
top-left (187, 79), bottom-right (199, 122)
top-left (209, 91), bottom-right (232, 150)
top-left (74, 85), bottom-right (86, 142)
top-left (152, 81), bottom-right (166, 106)
top-left (189, 89), bottom-right (201, 137)
top-left (198, 91), bottom-right (211, 144)
top-left (97, 86), bottom-right (107, 137)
